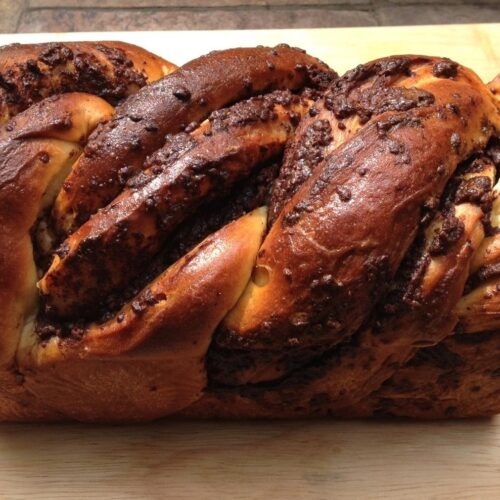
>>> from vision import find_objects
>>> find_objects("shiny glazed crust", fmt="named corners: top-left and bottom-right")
top-left (0, 41), bottom-right (176, 124)
top-left (52, 45), bottom-right (334, 234)
top-left (0, 43), bottom-right (499, 422)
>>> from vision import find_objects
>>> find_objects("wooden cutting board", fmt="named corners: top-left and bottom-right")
top-left (0, 24), bottom-right (499, 500)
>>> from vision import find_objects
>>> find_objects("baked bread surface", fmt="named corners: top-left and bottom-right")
top-left (0, 42), bottom-right (499, 421)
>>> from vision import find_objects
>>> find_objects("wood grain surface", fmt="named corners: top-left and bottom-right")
top-left (0, 24), bottom-right (499, 500)
top-left (0, 419), bottom-right (500, 499)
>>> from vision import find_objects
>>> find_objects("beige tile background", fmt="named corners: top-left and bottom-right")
top-left (2, 0), bottom-right (500, 33)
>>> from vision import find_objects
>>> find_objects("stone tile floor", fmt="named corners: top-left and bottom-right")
top-left (1, 0), bottom-right (499, 33)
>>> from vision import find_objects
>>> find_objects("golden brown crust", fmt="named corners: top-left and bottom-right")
top-left (0, 41), bottom-right (175, 125)
top-left (222, 56), bottom-right (499, 351)
top-left (1, 48), bottom-right (499, 422)
top-left (52, 45), bottom-right (335, 234)
top-left (0, 92), bottom-right (114, 422)
top-left (210, 157), bottom-right (494, 389)
top-left (0, 93), bottom-right (113, 364)
top-left (18, 208), bottom-right (267, 422)
top-left (40, 92), bottom-right (310, 318)
top-left (182, 58), bottom-right (500, 419)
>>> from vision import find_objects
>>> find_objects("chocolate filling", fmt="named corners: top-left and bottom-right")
top-left (0, 43), bottom-right (148, 122)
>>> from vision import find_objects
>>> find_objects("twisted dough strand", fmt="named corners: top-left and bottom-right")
top-left (52, 45), bottom-right (335, 235)
top-left (223, 56), bottom-right (499, 350)
top-left (39, 91), bottom-right (311, 319)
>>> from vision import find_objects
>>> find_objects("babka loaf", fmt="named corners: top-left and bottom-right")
top-left (0, 41), bottom-right (498, 421)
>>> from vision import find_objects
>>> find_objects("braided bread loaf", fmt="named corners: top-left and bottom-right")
top-left (0, 41), bottom-right (499, 422)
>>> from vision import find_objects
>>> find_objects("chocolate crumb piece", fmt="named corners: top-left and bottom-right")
top-left (117, 165), bottom-right (132, 185)
top-left (400, 153), bottom-right (411, 165)
top-left (454, 176), bottom-right (492, 205)
top-left (54, 115), bottom-right (72, 130)
top-left (39, 43), bottom-right (73, 67)
top-left (130, 137), bottom-right (142, 151)
top-left (309, 106), bottom-right (318, 117)
top-left (39, 152), bottom-right (50, 164)
top-left (35, 322), bottom-right (60, 341)
top-left (116, 313), bottom-right (125, 323)
top-left (325, 93), bottom-right (352, 119)
top-left (142, 288), bottom-right (158, 306)
top-left (173, 87), bottom-right (191, 101)
top-left (288, 111), bottom-right (301, 126)
top-left (336, 185), bottom-right (352, 202)
top-left (131, 301), bottom-right (146, 314)
top-left (282, 210), bottom-right (300, 227)
top-left (387, 139), bottom-right (404, 155)
top-left (436, 108), bottom-right (446, 121)
top-left (429, 213), bottom-right (464, 255)
top-left (432, 59), bottom-right (459, 79)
